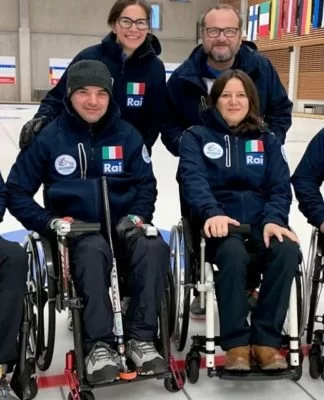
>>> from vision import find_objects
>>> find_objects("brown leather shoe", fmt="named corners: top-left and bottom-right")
top-left (252, 345), bottom-right (287, 370)
top-left (225, 346), bottom-right (251, 371)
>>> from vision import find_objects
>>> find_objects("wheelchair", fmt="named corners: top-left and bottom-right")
top-left (305, 228), bottom-right (324, 379)
top-left (170, 216), bottom-right (308, 383)
top-left (21, 202), bottom-right (184, 400)
top-left (8, 286), bottom-right (39, 400)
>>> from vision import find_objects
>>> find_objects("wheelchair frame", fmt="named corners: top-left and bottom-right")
top-left (9, 289), bottom-right (39, 400)
top-left (170, 217), bottom-right (308, 383)
top-left (306, 228), bottom-right (324, 379)
top-left (22, 224), bottom-right (184, 400)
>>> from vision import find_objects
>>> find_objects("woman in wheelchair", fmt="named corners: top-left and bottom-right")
top-left (6, 60), bottom-right (168, 384)
top-left (178, 69), bottom-right (300, 372)
top-left (0, 172), bottom-right (29, 399)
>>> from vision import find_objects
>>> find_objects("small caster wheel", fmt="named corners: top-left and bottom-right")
top-left (25, 378), bottom-right (38, 400)
top-left (164, 371), bottom-right (186, 392)
top-left (185, 355), bottom-right (200, 384)
top-left (68, 391), bottom-right (95, 400)
top-left (309, 344), bottom-right (323, 379)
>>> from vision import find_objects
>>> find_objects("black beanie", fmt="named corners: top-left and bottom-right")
top-left (67, 60), bottom-right (113, 98)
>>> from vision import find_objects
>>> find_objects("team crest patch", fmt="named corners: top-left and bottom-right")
top-left (55, 154), bottom-right (77, 175)
top-left (126, 82), bottom-right (145, 108)
top-left (203, 142), bottom-right (224, 159)
top-left (102, 146), bottom-right (123, 174)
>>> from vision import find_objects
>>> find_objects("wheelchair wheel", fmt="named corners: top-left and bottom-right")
top-left (68, 392), bottom-right (95, 400)
top-left (166, 266), bottom-right (175, 338)
top-left (157, 272), bottom-right (172, 360)
top-left (170, 218), bottom-right (192, 352)
top-left (309, 346), bottom-right (322, 379)
top-left (306, 229), bottom-right (323, 345)
top-left (24, 233), bottom-right (56, 371)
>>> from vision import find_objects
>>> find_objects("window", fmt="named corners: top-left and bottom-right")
top-left (151, 3), bottom-right (162, 30)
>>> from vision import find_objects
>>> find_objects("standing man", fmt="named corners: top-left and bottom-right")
top-left (161, 4), bottom-right (292, 156)
top-left (161, 4), bottom-right (293, 317)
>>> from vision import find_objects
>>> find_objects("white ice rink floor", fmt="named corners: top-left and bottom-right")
top-left (1, 104), bottom-right (324, 399)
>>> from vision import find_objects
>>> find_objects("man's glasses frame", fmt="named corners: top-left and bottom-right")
top-left (203, 27), bottom-right (240, 38)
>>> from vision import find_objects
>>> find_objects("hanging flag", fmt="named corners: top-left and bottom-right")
top-left (312, 0), bottom-right (324, 27)
top-left (270, 0), bottom-right (284, 38)
top-left (247, 5), bottom-right (260, 40)
top-left (297, 0), bottom-right (313, 34)
top-left (283, 0), bottom-right (298, 32)
top-left (258, 2), bottom-right (271, 36)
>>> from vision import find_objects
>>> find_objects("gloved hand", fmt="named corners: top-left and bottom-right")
top-left (19, 116), bottom-right (48, 150)
top-left (115, 215), bottom-right (145, 245)
top-left (42, 216), bottom-right (74, 240)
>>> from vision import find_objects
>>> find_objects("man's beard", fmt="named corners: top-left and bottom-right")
top-left (207, 46), bottom-right (233, 63)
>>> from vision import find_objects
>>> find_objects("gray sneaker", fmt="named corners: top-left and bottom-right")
top-left (190, 296), bottom-right (206, 319)
top-left (67, 310), bottom-right (73, 331)
top-left (85, 342), bottom-right (119, 384)
top-left (126, 339), bottom-right (167, 375)
top-left (0, 377), bottom-right (16, 399)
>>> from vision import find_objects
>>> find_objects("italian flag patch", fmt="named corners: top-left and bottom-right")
top-left (127, 82), bottom-right (146, 95)
top-left (102, 146), bottom-right (123, 160)
top-left (245, 140), bottom-right (264, 152)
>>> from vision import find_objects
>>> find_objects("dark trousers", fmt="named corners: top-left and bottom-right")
top-left (0, 238), bottom-right (28, 364)
top-left (69, 233), bottom-right (169, 353)
top-left (207, 235), bottom-right (300, 351)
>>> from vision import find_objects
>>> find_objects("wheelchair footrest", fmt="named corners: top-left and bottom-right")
top-left (79, 371), bottom-right (170, 389)
top-left (215, 366), bottom-right (295, 381)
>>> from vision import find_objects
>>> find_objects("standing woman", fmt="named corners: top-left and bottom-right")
top-left (19, 0), bottom-right (166, 153)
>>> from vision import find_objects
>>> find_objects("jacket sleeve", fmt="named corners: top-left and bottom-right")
top-left (179, 130), bottom-right (225, 222)
top-left (263, 58), bottom-right (293, 144)
top-left (126, 132), bottom-right (157, 222)
top-left (6, 128), bottom-right (57, 233)
top-left (143, 61), bottom-right (167, 151)
top-left (0, 172), bottom-right (6, 222)
top-left (160, 72), bottom-right (190, 157)
top-left (261, 135), bottom-right (292, 227)
top-left (291, 129), bottom-right (324, 227)
top-left (34, 53), bottom-right (84, 122)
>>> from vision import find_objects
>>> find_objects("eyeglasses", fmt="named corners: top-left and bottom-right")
top-left (204, 27), bottom-right (240, 38)
top-left (118, 16), bottom-right (149, 30)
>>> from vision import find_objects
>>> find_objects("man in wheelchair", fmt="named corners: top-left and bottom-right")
top-left (291, 127), bottom-right (324, 232)
top-left (0, 172), bottom-right (28, 399)
top-left (178, 70), bottom-right (300, 371)
top-left (6, 60), bottom-right (169, 384)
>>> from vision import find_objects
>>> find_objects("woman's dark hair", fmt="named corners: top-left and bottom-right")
top-left (208, 69), bottom-right (264, 133)
top-left (107, 0), bottom-right (152, 26)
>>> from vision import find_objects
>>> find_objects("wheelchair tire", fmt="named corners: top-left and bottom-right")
top-left (309, 340), bottom-right (323, 379)
top-left (68, 392), bottom-right (95, 400)
top-left (306, 256), bottom-right (322, 345)
top-left (158, 284), bottom-right (171, 361)
top-left (25, 234), bottom-right (56, 371)
top-left (185, 352), bottom-right (200, 384)
top-left (166, 266), bottom-right (175, 339)
top-left (164, 371), bottom-right (186, 393)
top-left (170, 219), bottom-right (192, 352)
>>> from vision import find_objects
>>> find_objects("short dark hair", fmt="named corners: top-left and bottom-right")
top-left (107, 0), bottom-right (152, 26)
top-left (199, 4), bottom-right (243, 30)
top-left (208, 69), bottom-right (263, 133)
